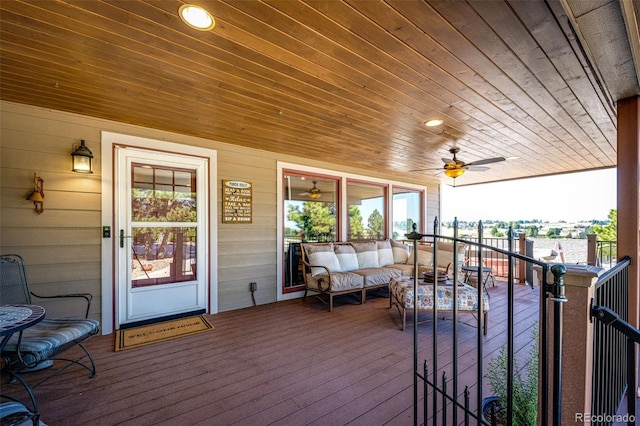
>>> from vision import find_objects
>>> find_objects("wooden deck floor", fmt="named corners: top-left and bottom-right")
top-left (4, 282), bottom-right (540, 425)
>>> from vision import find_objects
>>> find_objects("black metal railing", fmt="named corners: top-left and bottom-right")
top-left (466, 236), bottom-right (518, 279)
top-left (590, 257), bottom-right (634, 425)
top-left (596, 240), bottom-right (618, 269)
top-left (465, 235), bottom-right (535, 284)
top-left (407, 218), bottom-right (568, 425)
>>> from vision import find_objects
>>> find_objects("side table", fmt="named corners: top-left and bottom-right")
top-left (461, 265), bottom-right (495, 288)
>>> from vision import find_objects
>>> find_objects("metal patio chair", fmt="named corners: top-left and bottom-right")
top-left (0, 254), bottom-right (100, 417)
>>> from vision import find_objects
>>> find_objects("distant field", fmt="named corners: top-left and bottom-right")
top-left (442, 226), bottom-right (596, 264)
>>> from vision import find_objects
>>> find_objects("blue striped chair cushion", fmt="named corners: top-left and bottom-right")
top-left (3, 318), bottom-right (100, 367)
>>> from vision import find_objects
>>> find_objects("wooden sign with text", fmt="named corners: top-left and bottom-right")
top-left (222, 180), bottom-right (252, 223)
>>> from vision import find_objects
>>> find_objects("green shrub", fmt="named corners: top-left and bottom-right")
top-left (486, 325), bottom-right (539, 426)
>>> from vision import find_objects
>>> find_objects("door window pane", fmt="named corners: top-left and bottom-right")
top-left (131, 164), bottom-right (197, 222)
top-left (131, 227), bottom-right (197, 288)
top-left (174, 171), bottom-right (192, 186)
top-left (347, 181), bottom-right (386, 240)
top-left (392, 188), bottom-right (422, 239)
top-left (130, 163), bottom-right (198, 288)
top-left (155, 169), bottom-right (173, 184)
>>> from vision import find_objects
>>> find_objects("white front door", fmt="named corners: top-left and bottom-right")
top-left (115, 146), bottom-right (209, 326)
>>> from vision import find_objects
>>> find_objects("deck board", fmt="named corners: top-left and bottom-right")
top-left (2, 282), bottom-right (540, 425)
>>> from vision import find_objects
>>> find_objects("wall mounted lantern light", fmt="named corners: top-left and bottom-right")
top-left (71, 140), bottom-right (93, 173)
top-left (27, 173), bottom-right (44, 214)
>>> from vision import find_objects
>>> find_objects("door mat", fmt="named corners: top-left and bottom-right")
top-left (115, 315), bottom-right (214, 351)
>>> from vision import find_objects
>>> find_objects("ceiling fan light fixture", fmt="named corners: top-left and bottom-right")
top-left (444, 168), bottom-right (465, 178)
top-left (307, 180), bottom-right (321, 199)
top-left (179, 5), bottom-right (215, 31)
top-left (425, 119), bottom-right (444, 127)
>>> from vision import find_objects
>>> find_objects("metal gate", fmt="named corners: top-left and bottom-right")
top-left (408, 219), bottom-right (568, 425)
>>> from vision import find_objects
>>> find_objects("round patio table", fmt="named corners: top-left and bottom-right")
top-left (0, 304), bottom-right (45, 341)
top-left (0, 304), bottom-right (46, 425)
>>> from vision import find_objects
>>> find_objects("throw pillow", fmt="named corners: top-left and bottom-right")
top-left (407, 245), bottom-right (434, 266)
top-left (433, 242), bottom-right (466, 268)
top-left (307, 251), bottom-right (342, 276)
top-left (390, 239), bottom-right (410, 264)
top-left (303, 243), bottom-right (333, 256)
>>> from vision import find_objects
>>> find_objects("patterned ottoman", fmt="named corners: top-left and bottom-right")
top-left (389, 276), bottom-right (489, 334)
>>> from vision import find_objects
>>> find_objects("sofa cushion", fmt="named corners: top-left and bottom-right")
top-left (355, 267), bottom-right (401, 287)
top-left (436, 250), bottom-right (455, 269)
top-left (434, 241), bottom-right (456, 252)
top-left (390, 239), bottom-right (410, 264)
top-left (334, 244), bottom-right (359, 272)
top-left (305, 271), bottom-right (364, 292)
top-left (407, 245), bottom-right (434, 266)
top-left (3, 318), bottom-right (100, 367)
top-left (351, 241), bottom-right (379, 269)
top-left (390, 263), bottom-right (413, 277)
top-left (377, 240), bottom-right (394, 267)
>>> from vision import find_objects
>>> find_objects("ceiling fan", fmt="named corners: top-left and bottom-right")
top-left (299, 180), bottom-right (322, 199)
top-left (413, 147), bottom-right (506, 179)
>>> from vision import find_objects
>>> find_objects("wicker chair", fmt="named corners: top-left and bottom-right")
top-left (0, 254), bottom-right (100, 418)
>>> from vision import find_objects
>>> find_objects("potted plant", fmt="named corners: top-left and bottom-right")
top-left (483, 325), bottom-right (539, 425)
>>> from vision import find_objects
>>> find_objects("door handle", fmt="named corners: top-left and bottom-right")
top-left (119, 229), bottom-right (132, 248)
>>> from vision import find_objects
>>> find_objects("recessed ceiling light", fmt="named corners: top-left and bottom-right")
top-left (179, 5), bottom-right (215, 31)
top-left (425, 119), bottom-right (444, 127)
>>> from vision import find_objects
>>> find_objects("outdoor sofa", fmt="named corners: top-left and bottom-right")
top-left (300, 240), bottom-right (467, 311)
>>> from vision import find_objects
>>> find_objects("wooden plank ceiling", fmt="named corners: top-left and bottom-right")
top-left (0, 0), bottom-right (632, 185)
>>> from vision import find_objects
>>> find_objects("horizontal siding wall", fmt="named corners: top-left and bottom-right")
top-left (1, 110), bottom-right (103, 320)
top-left (1, 101), bottom-right (438, 324)
top-left (217, 151), bottom-right (278, 311)
top-left (426, 189), bottom-right (440, 233)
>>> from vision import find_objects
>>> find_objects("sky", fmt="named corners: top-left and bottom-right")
top-left (441, 168), bottom-right (617, 223)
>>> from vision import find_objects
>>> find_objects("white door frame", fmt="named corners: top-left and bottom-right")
top-left (101, 131), bottom-right (218, 334)
top-left (116, 148), bottom-right (208, 325)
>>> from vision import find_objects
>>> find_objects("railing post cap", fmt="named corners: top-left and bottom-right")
top-left (551, 264), bottom-right (567, 275)
top-left (406, 231), bottom-right (421, 240)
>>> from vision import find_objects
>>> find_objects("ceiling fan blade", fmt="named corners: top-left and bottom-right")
top-left (408, 167), bottom-right (444, 172)
top-left (466, 166), bottom-right (490, 172)
top-left (465, 156), bottom-right (505, 166)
